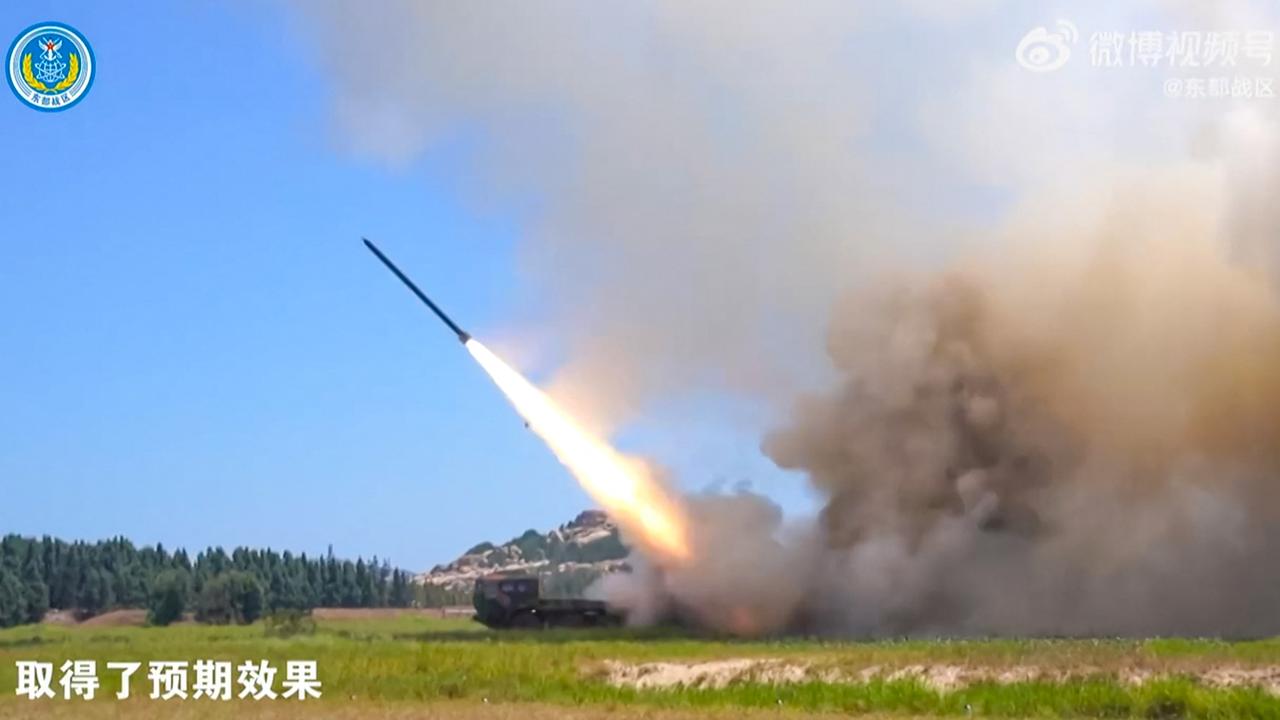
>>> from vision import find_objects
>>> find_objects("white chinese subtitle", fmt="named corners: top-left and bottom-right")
top-left (15, 660), bottom-right (321, 701)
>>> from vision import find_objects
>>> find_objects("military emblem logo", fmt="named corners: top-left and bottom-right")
top-left (7, 22), bottom-right (95, 111)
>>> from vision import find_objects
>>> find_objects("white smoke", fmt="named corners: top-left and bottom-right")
top-left (298, 0), bottom-right (1280, 635)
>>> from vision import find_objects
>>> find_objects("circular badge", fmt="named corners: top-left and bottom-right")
top-left (7, 22), bottom-right (95, 112)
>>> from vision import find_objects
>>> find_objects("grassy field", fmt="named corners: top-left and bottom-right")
top-left (2, 614), bottom-right (1279, 718)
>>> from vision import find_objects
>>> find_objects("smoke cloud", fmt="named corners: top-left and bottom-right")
top-left (763, 167), bottom-right (1280, 636)
top-left (295, 0), bottom-right (918, 431)
top-left (300, 1), bottom-right (1280, 635)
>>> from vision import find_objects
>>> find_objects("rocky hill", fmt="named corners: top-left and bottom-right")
top-left (415, 510), bottom-right (629, 604)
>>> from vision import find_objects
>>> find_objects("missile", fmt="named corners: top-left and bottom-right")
top-left (363, 238), bottom-right (471, 343)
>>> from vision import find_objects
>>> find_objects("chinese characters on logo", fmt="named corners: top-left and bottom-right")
top-left (1016, 22), bottom-right (1275, 101)
top-left (15, 660), bottom-right (321, 701)
top-left (1086, 30), bottom-right (1272, 68)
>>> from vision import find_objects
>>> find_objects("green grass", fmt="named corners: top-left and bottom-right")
top-left (2, 617), bottom-right (1278, 718)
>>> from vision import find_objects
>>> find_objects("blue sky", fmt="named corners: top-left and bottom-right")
top-left (0, 2), bottom-right (813, 569)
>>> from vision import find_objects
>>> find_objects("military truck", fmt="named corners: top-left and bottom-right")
top-left (472, 574), bottom-right (622, 629)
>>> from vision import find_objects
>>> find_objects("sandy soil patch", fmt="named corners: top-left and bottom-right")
top-left (1201, 666), bottom-right (1280, 695)
top-left (603, 659), bottom-right (808, 690)
top-left (602, 658), bottom-right (1280, 695)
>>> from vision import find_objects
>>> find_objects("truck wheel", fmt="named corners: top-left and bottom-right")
top-left (510, 611), bottom-right (542, 629)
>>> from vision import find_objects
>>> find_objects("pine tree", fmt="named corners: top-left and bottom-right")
top-left (147, 569), bottom-right (189, 626)
top-left (19, 544), bottom-right (48, 624)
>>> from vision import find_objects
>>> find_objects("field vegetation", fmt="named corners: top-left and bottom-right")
top-left (2, 613), bottom-right (1278, 718)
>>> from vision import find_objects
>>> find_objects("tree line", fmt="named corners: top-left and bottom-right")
top-left (0, 534), bottom-right (417, 628)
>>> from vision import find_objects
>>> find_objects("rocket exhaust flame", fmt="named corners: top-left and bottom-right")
top-left (364, 238), bottom-right (691, 566)
top-left (465, 338), bottom-right (691, 564)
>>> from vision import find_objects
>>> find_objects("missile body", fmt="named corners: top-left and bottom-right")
top-left (363, 238), bottom-right (471, 343)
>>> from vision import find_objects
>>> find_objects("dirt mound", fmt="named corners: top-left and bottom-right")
top-left (78, 609), bottom-right (148, 627)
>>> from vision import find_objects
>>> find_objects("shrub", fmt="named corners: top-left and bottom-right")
top-left (147, 570), bottom-right (190, 626)
top-left (263, 608), bottom-right (317, 637)
top-left (195, 571), bottom-right (264, 625)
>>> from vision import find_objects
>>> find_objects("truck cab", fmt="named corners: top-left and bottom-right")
top-left (473, 575), bottom-right (542, 628)
top-left (472, 574), bottom-right (621, 629)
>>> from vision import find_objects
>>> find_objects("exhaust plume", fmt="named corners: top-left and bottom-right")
top-left (467, 338), bottom-right (691, 565)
